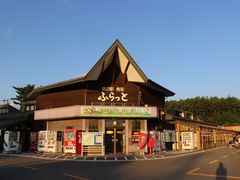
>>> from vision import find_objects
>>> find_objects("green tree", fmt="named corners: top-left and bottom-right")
top-left (11, 84), bottom-right (35, 105)
top-left (165, 96), bottom-right (240, 126)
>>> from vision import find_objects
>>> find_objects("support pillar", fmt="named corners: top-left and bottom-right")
top-left (175, 123), bottom-right (181, 151)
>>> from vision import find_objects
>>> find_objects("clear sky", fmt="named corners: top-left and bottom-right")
top-left (1, 0), bottom-right (240, 101)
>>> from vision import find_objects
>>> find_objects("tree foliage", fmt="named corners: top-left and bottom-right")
top-left (165, 96), bottom-right (240, 126)
top-left (11, 84), bottom-right (35, 105)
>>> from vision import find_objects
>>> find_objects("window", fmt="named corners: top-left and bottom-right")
top-left (103, 103), bottom-right (111, 106)
top-left (30, 105), bottom-right (35, 111)
top-left (89, 119), bottom-right (98, 132)
top-left (26, 106), bottom-right (30, 111)
top-left (125, 103), bottom-right (133, 106)
top-left (25, 105), bottom-right (36, 111)
top-left (132, 120), bottom-right (141, 131)
top-left (114, 103), bottom-right (123, 106)
top-left (0, 109), bottom-right (8, 114)
top-left (92, 102), bottom-right (101, 106)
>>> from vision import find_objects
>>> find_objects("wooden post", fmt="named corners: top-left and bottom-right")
top-left (196, 128), bottom-right (201, 150)
top-left (175, 123), bottom-right (181, 151)
top-left (114, 127), bottom-right (116, 154)
top-left (125, 120), bottom-right (128, 154)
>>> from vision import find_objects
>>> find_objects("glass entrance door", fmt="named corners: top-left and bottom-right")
top-left (105, 120), bottom-right (125, 154)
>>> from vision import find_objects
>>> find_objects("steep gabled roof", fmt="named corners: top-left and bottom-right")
top-left (28, 40), bottom-right (175, 99)
top-left (85, 39), bottom-right (148, 83)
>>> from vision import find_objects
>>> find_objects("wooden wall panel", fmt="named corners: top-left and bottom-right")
top-left (37, 90), bottom-right (85, 109)
top-left (36, 60), bottom-right (165, 110)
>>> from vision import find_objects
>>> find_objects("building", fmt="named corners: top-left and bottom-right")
top-left (28, 40), bottom-right (175, 155)
top-left (166, 109), bottom-right (237, 151)
top-left (0, 102), bottom-right (43, 152)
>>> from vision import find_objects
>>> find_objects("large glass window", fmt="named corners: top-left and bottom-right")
top-left (132, 120), bottom-right (141, 132)
top-left (89, 119), bottom-right (98, 132)
top-left (0, 109), bottom-right (8, 113)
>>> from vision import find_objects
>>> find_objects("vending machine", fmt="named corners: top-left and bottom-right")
top-left (30, 132), bottom-right (38, 151)
top-left (47, 130), bottom-right (63, 153)
top-left (38, 131), bottom-right (47, 152)
top-left (181, 132), bottom-right (194, 150)
top-left (3, 131), bottom-right (20, 152)
top-left (64, 129), bottom-right (83, 154)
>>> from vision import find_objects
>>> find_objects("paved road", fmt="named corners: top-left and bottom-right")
top-left (0, 147), bottom-right (239, 180)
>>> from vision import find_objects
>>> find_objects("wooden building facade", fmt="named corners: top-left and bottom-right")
top-left (166, 110), bottom-right (237, 151)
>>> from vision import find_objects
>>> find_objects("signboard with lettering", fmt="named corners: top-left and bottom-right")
top-left (80, 106), bottom-right (157, 118)
top-left (97, 86), bottom-right (128, 102)
top-left (82, 132), bottom-right (103, 145)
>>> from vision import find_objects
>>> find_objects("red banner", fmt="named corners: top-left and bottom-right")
top-left (138, 132), bottom-right (147, 149)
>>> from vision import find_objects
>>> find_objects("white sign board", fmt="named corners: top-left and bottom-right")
top-left (82, 132), bottom-right (103, 145)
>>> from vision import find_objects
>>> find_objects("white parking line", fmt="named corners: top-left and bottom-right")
top-left (104, 156), bottom-right (107, 160)
top-left (93, 157), bottom-right (97, 161)
top-left (124, 156), bottom-right (128, 160)
top-left (114, 156), bottom-right (117, 160)
top-left (63, 156), bottom-right (69, 159)
top-left (54, 155), bottom-right (62, 159)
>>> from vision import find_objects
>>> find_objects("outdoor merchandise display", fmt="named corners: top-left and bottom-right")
top-left (64, 129), bottom-right (83, 154)
top-left (38, 130), bottom-right (47, 152)
top-left (181, 132), bottom-right (195, 150)
top-left (47, 130), bottom-right (63, 153)
top-left (29, 131), bottom-right (38, 151)
top-left (3, 131), bottom-right (20, 152)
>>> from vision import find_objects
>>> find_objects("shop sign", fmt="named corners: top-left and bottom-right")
top-left (97, 86), bottom-right (128, 102)
top-left (106, 130), bottom-right (113, 135)
top-left (80, 106), bottom-right (157, 118)
top-left (82, 132), bottom-right (103, 145)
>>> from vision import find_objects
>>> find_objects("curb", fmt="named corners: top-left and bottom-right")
top-left (0, 147), bottom-right (225, 163)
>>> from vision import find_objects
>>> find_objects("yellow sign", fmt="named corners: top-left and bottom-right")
top-left (106, 130), bottom-right (113, 134)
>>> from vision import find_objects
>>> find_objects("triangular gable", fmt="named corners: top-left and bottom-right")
top-left (85, 40), bottom-right (148, 83)
top-left (27, 40), bottom-right (175, 99)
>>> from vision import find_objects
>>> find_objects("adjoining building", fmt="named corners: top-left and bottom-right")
top-left (0, 102), bottom-right (43, 152)
top-left (28, 40), bottom-right (175, 155)
top-left (166, 109), bottom-right (237, 151)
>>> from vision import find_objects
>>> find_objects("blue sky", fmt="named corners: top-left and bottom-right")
top-left (1, 0), bottom-right (240, 101)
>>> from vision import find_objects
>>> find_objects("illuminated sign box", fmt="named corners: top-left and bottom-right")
top-left (80, 106), bottom-right (157, 118)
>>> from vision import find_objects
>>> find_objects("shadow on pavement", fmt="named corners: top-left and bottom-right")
top-left (216, 162), bottom-right (227, 180)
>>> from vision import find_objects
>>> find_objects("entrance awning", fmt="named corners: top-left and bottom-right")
top-left (0, 112), bottom-right (33, 128)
